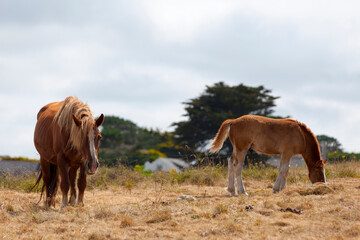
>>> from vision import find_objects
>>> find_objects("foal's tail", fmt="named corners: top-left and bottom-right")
top-left (209, 119), bottom-right (233, 153)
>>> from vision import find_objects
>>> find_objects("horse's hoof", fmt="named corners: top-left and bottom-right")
top-left (69, 196), bottom-right (76, 206)
top-left (60, 202), bottom-right (69, 210)
top-left (44, 203), bottom-right (50, 210)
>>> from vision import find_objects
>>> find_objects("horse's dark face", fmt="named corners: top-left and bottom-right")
top-left (78, 114), bottom-right (104, 175)
top-left (308, 159), bottom-right (327, 183)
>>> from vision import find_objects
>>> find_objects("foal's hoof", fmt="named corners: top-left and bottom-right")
top-left (225, 187), bottom-right (236, 196)
top-left (272, 188), bottom-right (280, 194)
top-left (239, 192), bottom-right (249, 197)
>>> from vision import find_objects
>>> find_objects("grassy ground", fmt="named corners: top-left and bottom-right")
top-left (0, 161), bottom-right (360, 239)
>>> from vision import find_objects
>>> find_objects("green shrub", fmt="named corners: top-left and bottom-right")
top-left (134, 165), bottom-right (152, 176)
top-left (242, 162), bottom-right (278, 181)
top-left (87, 166), bottom-right (146, 190)
top-left (337, 169), bottom-right (359, 178)
top-left (0, 172), bottom-right (41, 192)
top-left (174, 166), bottom-right (226, 186)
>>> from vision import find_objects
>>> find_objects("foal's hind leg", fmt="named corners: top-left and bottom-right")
top-left (273, 153), bottom-right (292, 193)
top-left (227, 154), bottom-right (236, 195)
top-left (69, 167), bottom-right (78, 206)
top-left (234, 149), bottom-right (248, 196)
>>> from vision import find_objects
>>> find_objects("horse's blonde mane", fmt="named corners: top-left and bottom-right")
top-left (54, 96), bottom-right (94, 151)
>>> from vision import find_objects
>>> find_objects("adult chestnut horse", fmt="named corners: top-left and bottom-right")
top-left (33, 96), bottom-right (104, 208)
top-left (210, 115), bottom-right (327, 195)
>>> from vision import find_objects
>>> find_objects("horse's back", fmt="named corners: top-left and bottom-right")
top-left (37, 101), bottom-right (62, 119)
top-left (229, 115), bottom-right (305, 154)
top-left (34, 101), bottom-right (63, 159)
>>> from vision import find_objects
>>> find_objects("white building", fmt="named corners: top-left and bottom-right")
top-left (144, 157), bottom-right (190, 173)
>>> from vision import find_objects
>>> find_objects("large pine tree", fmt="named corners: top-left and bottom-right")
top-left (172, 82), bottom-right (280, 152)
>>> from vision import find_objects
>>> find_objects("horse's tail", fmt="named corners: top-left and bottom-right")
top-left (31, 167), bottom-right (45, 204)
top-left (31, 163), bottom-right (59, 207)
top-left (209, 119), bottom-right (233, 153)
top-left (47, 163), bottom-right (59, 207)
top-left (31, 168), bottom-right (43, 192)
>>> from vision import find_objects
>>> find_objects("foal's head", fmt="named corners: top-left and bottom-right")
top-left (73, 113), bottom-right (104, 175)
top-left (308, 159), bottom-right (327, 183)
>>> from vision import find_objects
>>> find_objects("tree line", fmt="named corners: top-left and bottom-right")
top-left (99, 82), bottom-right (355, 167)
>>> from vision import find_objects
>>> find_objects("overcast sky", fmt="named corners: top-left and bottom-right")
top-left (1, 0), bottom-right (360, 159)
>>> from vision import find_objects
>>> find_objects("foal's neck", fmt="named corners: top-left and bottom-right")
top-left (301, 126), bottom-right (321, 167)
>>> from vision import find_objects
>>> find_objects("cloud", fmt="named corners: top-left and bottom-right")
top-left (1, 1), bottom-right (360, 158)
top-left (142, 0), bottom-right (243, 43)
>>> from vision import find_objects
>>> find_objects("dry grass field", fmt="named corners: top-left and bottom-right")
top-left (1, 161), bottom-right (360, 240)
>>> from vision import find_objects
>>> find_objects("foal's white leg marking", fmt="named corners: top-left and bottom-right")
top-left (227, 155), bottom-right (236, 195)
top-left (235, 150), bottom-right (248, 196)
top-left (273, 154), bottom-right (291, 193)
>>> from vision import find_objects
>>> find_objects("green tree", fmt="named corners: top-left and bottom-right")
top-left (315, 135), bottom-right (360, 161)
top-left (99, 116), bottom-right (183, 167)
top-left (172, 82), bottom-right (280, 152)
top-left (316, 134), bottom-right (342, 155)
top-left (100, 116), bottom-right (139, 148)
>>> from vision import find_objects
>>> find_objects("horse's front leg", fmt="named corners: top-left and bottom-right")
top-left (77, 165), bottom-right (87, 206)
top-left (227, 154), bottom-right (236, 195)
top-left (235, 150), bottom-right (248, 196)
top-left (57, 153), bottom-right (70, 209)
top-left (69, 167), bottom-right (78, 206)
top-left (273, 154), bottom-right (291, 193)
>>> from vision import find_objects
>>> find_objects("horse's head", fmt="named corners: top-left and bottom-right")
top-left (73, 113), bottom-right (104, 175)
top-left (308, 159), bottom-right (327, 183)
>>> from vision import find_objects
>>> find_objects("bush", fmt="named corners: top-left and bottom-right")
top-left (0, 172), bottom-right (41, 192)
top-left (242, 162), bottom-right (278, 181)
top-left (327, 151), bottom-right (360, 162)
top-left (87, 166), bottom-right (146, 190)
top-left (172, 166), bottom-right (226, 186)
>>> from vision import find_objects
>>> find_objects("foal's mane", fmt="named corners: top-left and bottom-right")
top-left (296, 121), bottom-right (322, 163)
top-left (54, 96), bottom-right (94, 151)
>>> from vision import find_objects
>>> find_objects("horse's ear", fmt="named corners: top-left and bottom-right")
top-left (72, 114), bottom-right (82, 127)
top-left (96, 114), bottom-right (104, 127)
top-left (323, 159), bottom-right (328, 164)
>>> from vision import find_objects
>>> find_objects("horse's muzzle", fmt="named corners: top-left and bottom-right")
top-left (87, 161), bottom-right (99, 175)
